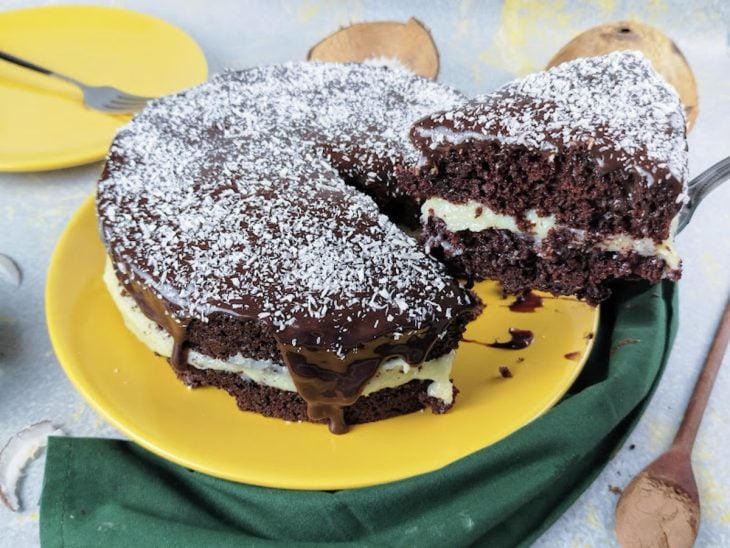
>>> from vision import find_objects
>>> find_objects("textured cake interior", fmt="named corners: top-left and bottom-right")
top-left (401, 142), bottom-right (681, 302)
top-left (177, 369), bottom-right (455, 426)
top-left (408, 141), bottom-right (681, 239)
top-left (406, 51), bottom-right (687, 304)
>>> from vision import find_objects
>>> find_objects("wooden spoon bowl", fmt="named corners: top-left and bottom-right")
top-left (615, 449), bottom-right (699, 548)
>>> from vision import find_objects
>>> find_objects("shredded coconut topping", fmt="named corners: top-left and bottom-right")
top-left (97, 62), bottom-right (470, 350)
top-left (413, 51), bottom-right (688, 185)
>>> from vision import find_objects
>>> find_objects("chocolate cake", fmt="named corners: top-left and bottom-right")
top-left (97, 61), bottom-right (481, 434)
top-left (406, 51), bottom-right (688, 303)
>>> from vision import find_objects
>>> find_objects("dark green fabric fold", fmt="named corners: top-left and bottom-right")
top-left (40, 281), bottom-right (678, 547)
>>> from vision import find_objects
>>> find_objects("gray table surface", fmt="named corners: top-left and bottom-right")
top-left (1, 0), bottom-right (729, 546)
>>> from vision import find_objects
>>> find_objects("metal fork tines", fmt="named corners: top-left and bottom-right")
top-left (677, 156), bottom-right (730, 233)
top-left (0, 49), bottom-right (152, 113)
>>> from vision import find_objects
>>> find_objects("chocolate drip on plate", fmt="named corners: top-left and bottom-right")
top-left (462, 328), bottom-right (533, 350)
top-left (509, 292), bottom-right (543, 313)
top-left (487, 328), bottom-right (534, 350)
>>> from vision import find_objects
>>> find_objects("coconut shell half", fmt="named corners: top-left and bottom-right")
top-left (547, 21), bottom-right (698, 130)
top-left (308, 18), bottom-right (439, 80)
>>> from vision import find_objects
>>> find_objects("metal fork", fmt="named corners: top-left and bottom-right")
top-left (0, 50), bottom-right (151, 113)
top-left (678, 156), bottom-right (730, 233)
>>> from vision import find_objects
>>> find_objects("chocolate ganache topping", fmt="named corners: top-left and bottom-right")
top-left (410, 51), bottom-right (688, 208)
top-left (97, 61), bottom-right (480, 433)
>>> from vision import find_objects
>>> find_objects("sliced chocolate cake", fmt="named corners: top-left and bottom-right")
top-left (97, 61), bottom-right (481, 434)
top-left (407, 51), bottom-right (688, 303)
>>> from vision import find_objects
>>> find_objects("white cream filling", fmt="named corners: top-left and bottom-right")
top-left (103, 259), bottom-right (454, 403)
top-left (422, 197), bottom-right (680, 271)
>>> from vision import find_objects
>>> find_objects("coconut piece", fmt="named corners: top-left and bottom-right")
top-left (0, 253), bottom-right (21, 287)
top-left (308, 18), bottom-right (439, 80)
top-left (547, 21), bottom-right (698, 130)
top-left (0, 421), bottom-right (63, 512)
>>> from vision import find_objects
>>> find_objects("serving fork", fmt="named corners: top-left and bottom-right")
top-left (678, 156), bottom-right (730, 232)
top-left (0, 49), bottom-right (151, 113)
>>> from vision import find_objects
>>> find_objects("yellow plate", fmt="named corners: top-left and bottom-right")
top-left (0, 6), bottom-right (207, 172)
top-left (47, 195), bottom-right (599, 490)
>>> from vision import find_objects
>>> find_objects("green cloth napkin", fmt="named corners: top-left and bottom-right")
top-left (40, 281), bottom-right (677, 547)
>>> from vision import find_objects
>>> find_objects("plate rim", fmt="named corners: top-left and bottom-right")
top-left (46, 193), bottom-right (600, 489)
top-left (0, 4), bottom-right (207, 172)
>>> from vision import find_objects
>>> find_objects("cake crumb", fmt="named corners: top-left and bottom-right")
top-left (609, 484), bottom-right (623, 495)
top-left (610, 338), bottom-right (640, 356)
top-left (499, 366), bottom-right (513, 378)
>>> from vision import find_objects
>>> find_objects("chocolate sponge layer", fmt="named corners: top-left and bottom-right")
top-left (398, 142), bottom-right (682, 241)
top-left (176, 366), bottom-right (455, 425)
top-left (423, 217), bottom-right (675, 304)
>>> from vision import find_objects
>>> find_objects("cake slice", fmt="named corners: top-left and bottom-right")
top-left (407, 51), bottom-right (688, 303)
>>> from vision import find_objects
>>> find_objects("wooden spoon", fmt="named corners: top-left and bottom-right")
top-left (615, 296), bottom-right (730, 547)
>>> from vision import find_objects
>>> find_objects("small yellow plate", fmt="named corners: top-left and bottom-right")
top-left (47, 195), bottom-right (599, 490)
top-left (0, 6), bottom-right (207, 172)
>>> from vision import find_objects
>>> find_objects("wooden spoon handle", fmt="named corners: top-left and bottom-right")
top-left (673, 295), bottom-right (730, 451)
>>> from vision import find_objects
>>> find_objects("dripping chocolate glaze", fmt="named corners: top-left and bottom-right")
top-left (112, 263), bottom-right (192, 371)
top-left (279, 326), bottom-right (445, 434)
